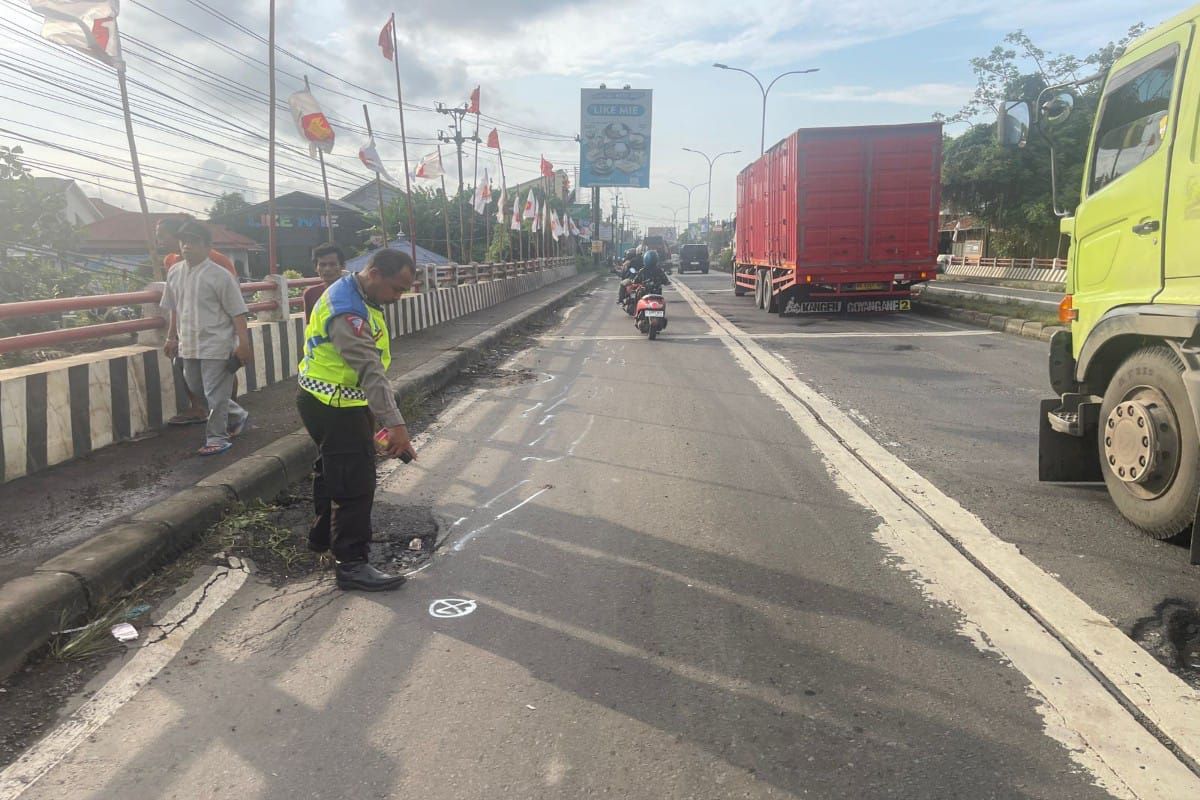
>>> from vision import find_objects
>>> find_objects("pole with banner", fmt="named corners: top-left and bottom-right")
top-left (436, 145), bottom-right (453, 265)
top-left (467, 87), bottom-right (481, 262)
top-left (114, 61), bottom-right (157, 276)
top-left (382, 13), bottom-right (418, 266)
top-left (361, 104), bottom-right (389, 246)
top-left (302, 77), bottom-right (334, 244)
top-left (267, 0), bottom-right (278, 273)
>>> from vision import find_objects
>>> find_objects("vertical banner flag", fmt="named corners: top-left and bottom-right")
top-left (288, 90), bottom-right (335, 157)
top-left (510, 192), bottom-right (522, 231)
top-left (579, 87), bottom-right (652, 188)
top-left (358, 137), bottom-right (392, 181)
top-left (468, 86), bottom-right (480, 115)
top-left (378, 16), bottom-right (395, 60)
top-left (533, 198), bottom-right (542, 232)
top-left (540, 156), bottom-right (554, 178)
top-left (486, 128), bottom-right (500, 149)
top-left (473, 169), bottom-right (491, 213)
top-left (412, 150), bottom-right (444, 179)
top-left (29, 1), bottom-right (121, 65)
top-left (522, 191), bottom-right (537, 220)
top-left (496, 186), bottom-right (507, 224)
top-left (550, 210), bottom-right (562, 240)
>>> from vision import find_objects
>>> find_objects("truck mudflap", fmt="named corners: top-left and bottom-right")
top-left (780, 293), bottom-right (912, 315)
top-left (1038, 397), bottom-right (1103, 482)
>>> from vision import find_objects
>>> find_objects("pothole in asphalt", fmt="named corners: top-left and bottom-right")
top-left (1129, 598), bottom-right (1200, 689)
top-left (369, 502), bottom-right (442, 571)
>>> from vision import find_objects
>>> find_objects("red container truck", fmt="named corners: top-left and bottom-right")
top-left (733, 122), bottom-right (942, 313)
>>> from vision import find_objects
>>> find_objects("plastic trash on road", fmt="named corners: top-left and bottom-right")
top-left (110, 623), bottom-right (139, 643)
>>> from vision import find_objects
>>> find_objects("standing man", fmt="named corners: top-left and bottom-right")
top-left (161, 221), bottom-right (252, 456)
top-left (158, 216), bottom-right (239, 426)
top-left (297, 248), bottom-right (418, 592)
top-left (303, 243), bottom-right (346, 323)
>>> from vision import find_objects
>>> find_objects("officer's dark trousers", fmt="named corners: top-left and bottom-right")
top-left (296, 391), bottom-right (375, 563)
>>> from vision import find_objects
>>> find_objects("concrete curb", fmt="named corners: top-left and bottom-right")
top-left (913, 298), bottom-right (1067, 343)
top-left (0, 271), bottom-right (604, 681)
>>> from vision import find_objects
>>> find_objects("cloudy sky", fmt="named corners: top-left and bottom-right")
top-left (2, 0), bottom-right (1178, 235)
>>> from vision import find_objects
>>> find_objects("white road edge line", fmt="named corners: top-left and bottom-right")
top-left (673, 276), bottom-right (1200, 798)
top-left (0, 561), bottom-right (250, 800)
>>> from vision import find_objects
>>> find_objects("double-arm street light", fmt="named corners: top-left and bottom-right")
top-left (682, 147), bottom-right (740, 241)
top-left (669, 180), bottom-right (705, 231)
top-left (660, 204), bottom-right (688, 239)
top-left (713, 63), bottom-right (820, 155)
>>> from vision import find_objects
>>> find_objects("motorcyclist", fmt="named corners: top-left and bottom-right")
top-left (617, 248), bottom-right (644, 304)
top-left (619, 250), bottom-right (669, 308)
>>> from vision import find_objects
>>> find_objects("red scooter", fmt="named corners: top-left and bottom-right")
top-left (635, 290), bottom-right (667, 340)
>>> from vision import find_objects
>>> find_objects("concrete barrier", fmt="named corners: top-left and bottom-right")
top-left (0, 259), bottom-right (578, 483)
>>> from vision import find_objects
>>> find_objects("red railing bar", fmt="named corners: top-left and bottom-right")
top-left (245, 301), bottom-right (279, 313)
top-left (0, 317), bottom-right (165, 355)
top-left (0, 290), bottom-right (161, 320)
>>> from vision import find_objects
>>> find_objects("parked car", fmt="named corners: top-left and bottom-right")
top-left (678, 243), bottom-right (710, 274)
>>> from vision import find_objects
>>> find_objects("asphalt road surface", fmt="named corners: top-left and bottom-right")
top-left (7, 275), bottom-right (1200, 799)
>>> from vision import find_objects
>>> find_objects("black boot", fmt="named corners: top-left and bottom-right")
top-left (335, 561), bottom-right (407, 592)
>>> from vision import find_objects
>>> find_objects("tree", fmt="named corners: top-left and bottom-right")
top-left (207, 191), bottom-right (250, 220)
top-left (939, 26), bottom-right (1146, 257)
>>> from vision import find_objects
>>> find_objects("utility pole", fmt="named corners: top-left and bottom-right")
top-left (437, 102), bottom-right (481, 262)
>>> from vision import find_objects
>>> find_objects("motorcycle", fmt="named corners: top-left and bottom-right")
top-left (634, 288), bottom-right (667, 340)
top-left (621, 279), bottom-right (645, 316)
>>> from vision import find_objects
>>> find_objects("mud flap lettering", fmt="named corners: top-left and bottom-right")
top-left (782, 298), bottom-right (911, 315)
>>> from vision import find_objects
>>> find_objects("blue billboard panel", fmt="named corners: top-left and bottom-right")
top-left (580, 88), bottom-right (652, 188)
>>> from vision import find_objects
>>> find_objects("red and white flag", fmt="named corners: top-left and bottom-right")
top-left (358, 137), bottom-right (392, 182)
top-left (288, 89), bottom-right (335, 158)
top-left (473, 169), bottom-right (491, 214)
top-left (550, 210), bottom-right (562, 240)
top-left (495, 186), bottom-right (507, 224)
top-left (510, 192), bottom-right (522, 231)
top-left (568, 215), bottom-right (580, 236)
top-left (522, 190), bottom-right (537, 220)
top-left (378, 16), bottom-right (395, 61)
top-left (29, 1), bottom-right (121, 66)
top-left (533, 198), bottom-right (542, 232)
top-left (411, 150), bottom-right (444, 179)
top-left (486, 128), bottom-right (500, 149)
top-left (540, 155), bottom-right (554, 178)
top-left (467, 86), bottom-right (480, 115)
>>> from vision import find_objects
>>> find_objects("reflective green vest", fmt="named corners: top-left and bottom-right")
top-left (297, 274), bottom-right (390, 407)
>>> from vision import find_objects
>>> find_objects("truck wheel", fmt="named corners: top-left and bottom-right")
top-left (764, 272), bottom-right (780, 313)
top-left (733, 271), bottom-right (747, 297)
top-left (1099, 346), bottom-right (1200, 539)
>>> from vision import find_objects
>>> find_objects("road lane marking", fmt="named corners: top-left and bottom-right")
top-left (0, 561), bottom-right (249, 800)
top-left (672, 276), bottom-right (1200, 797)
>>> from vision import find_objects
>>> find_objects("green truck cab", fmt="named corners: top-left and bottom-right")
top-left (1002, 5), bottom-right (1200, 561)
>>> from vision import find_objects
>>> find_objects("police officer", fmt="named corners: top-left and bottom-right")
top-left (297, 248), bottom-right (418, 592)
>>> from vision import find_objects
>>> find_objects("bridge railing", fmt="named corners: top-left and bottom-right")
top-left (946, 255), bottom-right (1067, 270)
top-left (0, 258), bottom-right (566, 357)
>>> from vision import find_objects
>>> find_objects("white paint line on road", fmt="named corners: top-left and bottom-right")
top-left (494, 487), bottom-right (551, 521)
top-left (672, 277), bottom-right (1200, 798)
top-left (528, 432), bottom-right (551, 447)
top-left (0, 562), bottom-right (250, 800)
top-left (451, 523), bottom-right (492, 552)
top-left (482, 480), bottom-right (530, 509)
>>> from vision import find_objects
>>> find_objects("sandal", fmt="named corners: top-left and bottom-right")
top-left (168, 413), bottom-right (207, 426)
top-left (197, 442), bottom-right (233, 457)
top-left (229, 415), bottom-right (250, 438)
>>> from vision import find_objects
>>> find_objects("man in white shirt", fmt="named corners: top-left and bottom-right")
top-left (161, 221), bottom-right (253, 456)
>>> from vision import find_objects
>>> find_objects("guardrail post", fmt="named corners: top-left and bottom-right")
top-left (425, 265), bottom-right (437, 291)
top-left (259, 273), bottom-right (289, 322)
top-left (136, 282), bottom-right (167, 347)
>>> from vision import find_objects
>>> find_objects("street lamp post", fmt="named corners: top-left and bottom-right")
top-left (669, 180), bottom-right (704, 233)
top-left (712, 63), bottom-right (820, 155)
top-left (682, 147), bottom-right (740, 243)
top-left (660, 204), bottom-right (687, 241)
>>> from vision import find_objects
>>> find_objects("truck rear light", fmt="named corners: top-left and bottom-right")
top-left (1059, 295), bottom-right (1077, 323)
top-left (919, 272), bottom-right (927, 279)
top-left (805, 275), bottom-right (812, 283)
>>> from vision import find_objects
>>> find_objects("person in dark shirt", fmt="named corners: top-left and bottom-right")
top-left (303, 244), bottom-right (346, 323)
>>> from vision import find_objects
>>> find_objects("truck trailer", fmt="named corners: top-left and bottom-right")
top-left (733, 122), bottom-right (942, 313)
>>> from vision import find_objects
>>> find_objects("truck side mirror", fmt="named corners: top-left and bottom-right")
top-left (1041, 91), bottom-right (1076, 126)
top-left (997, 100), bottom-right (1031, 148)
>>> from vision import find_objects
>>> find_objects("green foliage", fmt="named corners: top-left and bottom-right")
top-left (939, 26), bottom-right (1146, 257)
top-left (0, 145), bottom-right (78, 252)
top-left (206, 191), bottom-right (250, 220)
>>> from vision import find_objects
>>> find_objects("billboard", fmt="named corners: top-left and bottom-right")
top-left (580, 88), bottom-right (652, 188)
top-left (647, 225), bottom-right (675, 244)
